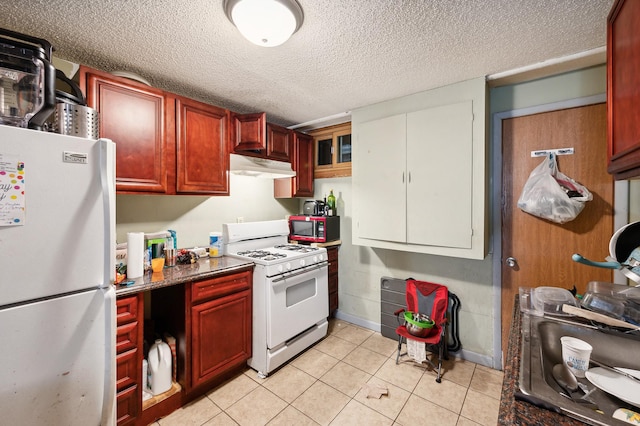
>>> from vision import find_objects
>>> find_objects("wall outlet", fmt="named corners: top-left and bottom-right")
top-left (237, 217), bottom-right (244, 223)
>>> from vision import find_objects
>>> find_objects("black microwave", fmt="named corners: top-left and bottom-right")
top-left (289, 215), bottom-right (340, 243)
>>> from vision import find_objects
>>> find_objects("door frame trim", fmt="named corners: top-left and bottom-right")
top-left (490, 93), bottom-right (628, 370)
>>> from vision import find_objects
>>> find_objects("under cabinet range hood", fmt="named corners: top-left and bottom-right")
top-left (229, 153), bottom-right (296, 178)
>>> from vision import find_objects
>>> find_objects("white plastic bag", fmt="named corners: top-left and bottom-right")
top-left (517, 153), bottom-right (592, 224)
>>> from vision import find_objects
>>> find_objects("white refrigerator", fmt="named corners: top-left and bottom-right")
top-left (0, 125), bottom-right (116, 425)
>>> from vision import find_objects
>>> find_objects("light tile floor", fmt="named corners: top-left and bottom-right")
top-left (152, 319), bottom-right (503, 426)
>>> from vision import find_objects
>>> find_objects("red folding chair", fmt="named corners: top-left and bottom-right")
top-left (394, 279), bottom-right (449, 382)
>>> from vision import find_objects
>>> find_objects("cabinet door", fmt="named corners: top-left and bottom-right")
top-left (82, 67), bottom-right (167, 193)
top-left (607, 0), bottom-right (640, 179)
top-left (353, 114), bottom-right (406, 242)
top-left (294, 132), bottom-right (314, 196)
top-left (274, 131), bottom-right (314, 198)
top-left (190, 289), bottom-right (251, 389)
top-left (267, 123), bottom-right (292, 162)
top-left (230, 112), bottom-right (266, 152)
top-left (407, 101), bottom-right (473, 249)
top-left (176, 97), bottom-right (229, 194)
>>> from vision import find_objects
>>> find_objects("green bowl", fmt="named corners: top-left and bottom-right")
top-left (404, 311), bottom-right (434, 328)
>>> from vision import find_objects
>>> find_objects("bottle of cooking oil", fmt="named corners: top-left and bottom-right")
top-left (327, 190), bottom-right (336, 216)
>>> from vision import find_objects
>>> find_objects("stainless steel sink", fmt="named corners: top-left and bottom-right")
top-left (520, 313), bottom-right (640, 425)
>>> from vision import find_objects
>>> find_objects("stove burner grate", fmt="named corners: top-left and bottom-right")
top-left (237, 250), bottom-right (287, 260)
top-left (273, 244), bottom-right (319, 253)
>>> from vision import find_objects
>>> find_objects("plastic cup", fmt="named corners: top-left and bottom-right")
top-left (560, 336), bottom-right (593, 378)
top-left (151, 257), bottom-right (165, 272)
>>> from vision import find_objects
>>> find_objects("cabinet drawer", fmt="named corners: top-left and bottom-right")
top-left (116, 384), bottom-right (138, 426)
top-left (326, 247), bottom-right (339, 262)
top-left (328, 260), bottom-right (338, 276)
top-left (116, 296), bottom-right (139, 325)
top-left (191, 270), bottom-right (251, 304)
top-left (329, 291), bottom-right (338, 313)
top-left (328, 277), bottom-right (338, 294)
top-left (116, 321), bottom-right (139, 354)
top-left (116, 349), bottom-right (138, 392)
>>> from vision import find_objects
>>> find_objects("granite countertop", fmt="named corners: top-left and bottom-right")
top-left (115, 256), bottom-right (254, 297)
top-left (499, 298), bottom-right (584, 425)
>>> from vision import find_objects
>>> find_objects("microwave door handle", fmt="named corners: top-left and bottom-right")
top-left (271, 262), bottom-right (328, 284)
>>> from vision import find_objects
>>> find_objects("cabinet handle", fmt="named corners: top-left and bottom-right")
top-left (408, 172), bottom-right (411, 183)
top-left (402, 172), bottom-right (405, 183)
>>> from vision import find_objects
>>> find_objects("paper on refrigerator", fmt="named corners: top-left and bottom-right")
top-left (0, 153), bottom-right (25, 226)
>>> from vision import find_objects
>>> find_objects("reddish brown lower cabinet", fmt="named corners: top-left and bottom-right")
top-left (114, 267), bottom-right (253, 424)
top-left (327, 246), bottom-right (340, 317)
top-left (116, 294), bottom-right (144, 426)
top-left (187, 269), bottom-right (252, 393)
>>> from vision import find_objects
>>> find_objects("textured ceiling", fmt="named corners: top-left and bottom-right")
top-left (0, 0), bottom-right (614, 128)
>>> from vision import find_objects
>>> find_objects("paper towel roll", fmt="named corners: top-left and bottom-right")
top-left (127, 232), bottom-right (145, 278)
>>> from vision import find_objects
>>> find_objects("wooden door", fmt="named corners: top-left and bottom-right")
top-left (175, 96), bottom-right (229, 195)
top-left (501, 103), bottom-right (614, 354)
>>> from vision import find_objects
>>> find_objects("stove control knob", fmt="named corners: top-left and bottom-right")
top-left (278, 264), bottom-right (284, 273)
top-left (300, 259), bottom-right (306, 267)
top-left (286, 263), bottom-right (292, 270)
top-left (313, 255), bottom-right (318, 263)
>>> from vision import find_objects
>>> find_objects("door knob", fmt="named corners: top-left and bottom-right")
top-left (506, 257), bottom-right (518, 268)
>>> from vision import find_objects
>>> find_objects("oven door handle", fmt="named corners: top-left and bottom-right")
top-left (271, 262), bottom-right (328, 283)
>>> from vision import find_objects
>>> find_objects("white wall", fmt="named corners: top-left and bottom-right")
top-left (116, 175), bottom-right (299, 247)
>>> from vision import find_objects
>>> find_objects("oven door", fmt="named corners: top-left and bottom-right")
top-left (266, 262), bottom-right (329, 348)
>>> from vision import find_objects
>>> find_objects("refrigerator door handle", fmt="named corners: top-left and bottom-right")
top-left (101, 286), bottom-right (117, 426)
top-left (99, 139), bottom-right (116, 286)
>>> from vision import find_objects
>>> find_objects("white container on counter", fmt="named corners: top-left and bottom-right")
top-left (209, 232), bottom-right (223, 258)
top-left (148, 339), bottom-right (172, 395)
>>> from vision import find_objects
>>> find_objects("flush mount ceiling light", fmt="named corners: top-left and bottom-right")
top-left (224, 0), bottom-right (304, 47)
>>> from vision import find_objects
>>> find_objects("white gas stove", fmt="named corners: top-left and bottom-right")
top-left (222, 219), bottom-right (329, 378)
top-left (230, 244), bottom-right (327, 277)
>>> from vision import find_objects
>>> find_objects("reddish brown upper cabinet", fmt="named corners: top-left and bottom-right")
top-left (229, 112), bottom-right (292, 163)
top-left (607, 0), bottom-right (640, 179)
top-left (230, 112), bottom-right (266, 151)
top-left (81, 67), bottom-right (167, 193)
top-left (174, 96), bottom-right (229, 195)
top-left (80, 66), bottom-right (230, 195)
top-left (274, 131), bottom-right (314, 198)
top-left (266, 123), bottom-right (292, 162)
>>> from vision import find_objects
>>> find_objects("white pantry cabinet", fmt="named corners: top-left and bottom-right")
top-left (352, 77), bottom-right (487, 259)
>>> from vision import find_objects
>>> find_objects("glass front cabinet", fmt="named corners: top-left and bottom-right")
top-left (310, 122), bottom-right (351, 178)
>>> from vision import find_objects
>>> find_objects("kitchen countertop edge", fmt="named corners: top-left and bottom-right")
top-left (114, 256), bottom-right (255, 297)
top-left (498, 297), bottom-right (583, 425)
